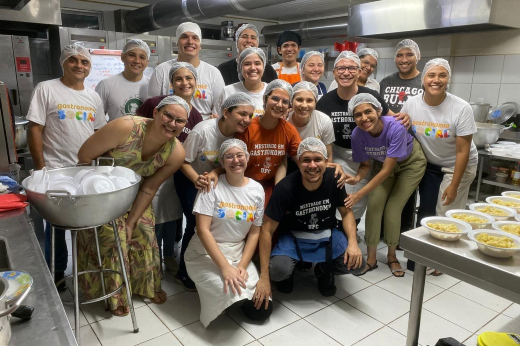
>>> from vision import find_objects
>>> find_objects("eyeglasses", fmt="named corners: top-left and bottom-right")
top-left (162, 111), bottom-right (187, 125)
top-left (223, 153), bottom-right (246, 161)
top-left (269, 95), bottom-right (290, 106)
top-left (334, 66), bottom-right (359, 74)
top-left (360, 60), bottom-right (377, 70)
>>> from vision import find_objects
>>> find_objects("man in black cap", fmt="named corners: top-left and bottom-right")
top-left (272, 30), bottom-right (302, 84)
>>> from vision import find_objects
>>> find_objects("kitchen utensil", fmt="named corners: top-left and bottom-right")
top-left (473, 122), bottom-right (514, 148)
top-left (13, 116), bottom-right (28, 151)
top-left (487, 102), bottom-right (518, 124)
top-left (495, 172), bottom-right (508, 183)
top-left (0, 274), bottom-right (32, 345)
top-left (470, 102), bottom-right (491, 123)
top-left (0, 271), bottom-right (32, 305)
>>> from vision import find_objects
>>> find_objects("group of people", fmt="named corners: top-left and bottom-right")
top-left (26, 20), bottom-right (477, 327)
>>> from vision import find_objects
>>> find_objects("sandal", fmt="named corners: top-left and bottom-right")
top-left (387, 260), bottom-right (405, 277)
top-left (354, 261), bottom-right (378, 276)
top-left (149, 290), bottom-right (167, 305)
top-left (427, 269), bottom-right (443, 276)
top-left (112, 306), bottom-right (130, 317)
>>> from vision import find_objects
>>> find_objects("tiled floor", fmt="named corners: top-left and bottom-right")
top-left (61, 226), bottom-right (519, 346)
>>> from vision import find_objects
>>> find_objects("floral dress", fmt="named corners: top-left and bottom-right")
top-left (77, 116), bottom-right (176, 311)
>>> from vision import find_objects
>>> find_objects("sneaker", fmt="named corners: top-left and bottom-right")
top-left (314, 263), bottom-right (336, 297)
top-left (275, 273), bottom-right (294, 294)
top-left (174, 274), bottom-right (197, 292)
top-left (164, 256), bottom-right (179, 275)
top-left (55, 272), bottom-right (68, 292)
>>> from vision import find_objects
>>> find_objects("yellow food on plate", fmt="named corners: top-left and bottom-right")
top-left (451, 213), bottom-right (487, 223)
top-left (476, 206), bottom-right (508, 216)
top-left (476, 233), bottom-right (518, 248)
top-left (500, 224), bottom-right (520, 236)
top-left (426, 222), bottom-right (461, 233)
top-left (508, 194), bottom-right (520, 199)
top-left (491, 199), bottom-right (520, 208)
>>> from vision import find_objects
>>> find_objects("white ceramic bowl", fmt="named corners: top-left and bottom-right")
top-left (445, 209), bottom-right (495, 229)
top-left (469, 203), bottom-right (516, 221)
top-left (420, 216), bottom-right (472, 241)
top-left (48, 181), bottom-right (78, 195)
top-left (73, 169), bottom-right (94, 186)
top-left (111, 167), bottom-right (137, 183)
top-left (80, 175), bottom-right (116, 195)
top-left (491, 221), bottom-right (520, 238)
top-left (486, 196), bottom-right (520, 213)
top-left (501, 191), bottom-right (520, 200)
top-left (468, 229), bottom-right (520, 258)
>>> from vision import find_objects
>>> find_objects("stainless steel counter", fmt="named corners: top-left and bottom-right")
top-left (401, 227), bottom-right (520, 346)
top-left (0, 209), bottom-right (77, 346)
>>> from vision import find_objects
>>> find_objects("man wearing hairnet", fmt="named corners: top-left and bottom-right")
top-left (27, 43), bottom-right (106, 291)
top-left (147, 22), bottom-right (225, 120)
top-left (253, 138), bottom-right (364, 305)
top-left (218, 23), bottom-right (278, 85)
top-left (96, 39), bottom-right (150, 121)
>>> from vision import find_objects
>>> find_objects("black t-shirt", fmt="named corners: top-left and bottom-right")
top-left (316, 86), bottom-right (389, 149)
top-left (266, 168), bottom-right (347, 232)
top-left (217, 58), bottom-right (279, 86)
top-left (379, 72), bottom-right (423, 113)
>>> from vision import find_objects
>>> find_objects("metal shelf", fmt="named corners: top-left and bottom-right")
top-left (482, 179), bottom-right (520, 191)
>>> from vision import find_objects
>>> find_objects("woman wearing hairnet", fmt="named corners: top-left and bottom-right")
top-left (298, 51), bottom-right (328, 100)
top-left (76, 96), bottom-right (188, 316)
top-left (329, 48), bottom-right (380, 93)
top-left (346, 93), bottom-right (426, 277)
top-left (185, 139), bottom-right (272, 327)
top-left (214, 47), bottom-right (268, 118)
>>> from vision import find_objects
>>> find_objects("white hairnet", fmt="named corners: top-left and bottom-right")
top-left (297, 137), bottom-right (328, 160)
top-left (292, 81), bottom-right (318, 100)
top-left (395, 39), bottom-right (421, 62)
top-left (235, 23), bottom-right (259, 51)
top-left (219, 139), bottom-right (249, 163)
top-left (348, 93), bottom-right (382, 117)
top-left (169, 61), bottom-right (198, 82)
top-left (59, 42), bottom-right (91, 67)
top-left (300, 51), bottom-right (324, 77)
top-left (221, 92), bottom-right (255, 113)
top-left (265, 79), bottom-right (293, 101)
top-left (421, 58), bottom-right (451, 86)
top-left (156, 95), bottom-right (190, 116)
top-left (357, 48), bottom-right (379, 62)
top-left (334, 50), bottom-right (361, 68)
top-left (237, 47), bottom-right (266, 82)
top-left (123, 39), bottom-right (151, 60)
top-left (176, 22), bottom-right (202, 41)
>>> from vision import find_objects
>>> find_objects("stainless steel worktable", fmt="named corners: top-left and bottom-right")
top-left (0, 209), bottom-right (77, 346)
top-left (401, 227), bottom-right (520, 346)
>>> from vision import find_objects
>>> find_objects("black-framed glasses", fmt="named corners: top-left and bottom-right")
top-left (334, 66), bottom-right (359, 74)
top-left (269, 95), bottom-right (290, 106)
top-left (162, 111), bottom-right (187, 125)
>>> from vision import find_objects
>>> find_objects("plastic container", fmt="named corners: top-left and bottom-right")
top-left (477, 331), bottom-right (520, 346)
top-left (496, 172), bottom-right (508, 183)
top-left (445, 209), bottom-right (495, 229)
top-left (468, 229), bottom-right (520, 258)
top-left (486, 196), bottom-right (520, 213)
top-left (420, 216), bottom-right (471, 241)
top-left (513, 171), bottom-right (520, 185)
top-left (469, 203), bottom-right (516, 221)
top-left (491, 221), bottom-right (520, 237)
top-left (502, 191), bottom-right (520, 200)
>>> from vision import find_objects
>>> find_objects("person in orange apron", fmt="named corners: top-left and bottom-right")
top-left (273, 30), bottom-right (302, 84)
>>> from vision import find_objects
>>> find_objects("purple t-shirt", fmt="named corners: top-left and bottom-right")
top-left (351, 116), bottom-right (413, 163)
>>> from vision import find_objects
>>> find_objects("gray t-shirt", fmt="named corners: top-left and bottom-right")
top-left (379, 72), bottom-right (424, 113)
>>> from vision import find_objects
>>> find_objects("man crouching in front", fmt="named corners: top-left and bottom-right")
top-left (252, 137), bottom-right (365, 309)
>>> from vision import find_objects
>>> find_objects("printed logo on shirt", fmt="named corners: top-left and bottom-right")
top-left (122, 96), bottom-right (143, 116)
top-left (365, 145), bottom-right (387, 158)
top-left (412, 120), bottom-right (451, 139)
top-left (217, 201), bottom-right (257, 222)
top-left (57, 103), bottom-right (96, 122)
top-left (342, 124), bottom-right (352, 139)
top-left (383, 86), bottom-right (423, 110)
top-left (261, 157), bottom-right (272, 174)
top-left (296, 199), bottom-right (332, 230)
top-left (194, 84), bottom-right (208, 100)
top-left (250, 144), bottom-right (286, 157)
top-left (200, 150), bottom-right (219, 163)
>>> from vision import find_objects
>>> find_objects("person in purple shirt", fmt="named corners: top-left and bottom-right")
top-left (346, 94), bottom-right (426, 277)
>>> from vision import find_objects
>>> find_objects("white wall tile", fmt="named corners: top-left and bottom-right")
top-left (470, 84), bottom-right (501, 106)
top-left (472, 55), bottom-right (505, 84)
top-left (498, 84), bottom-right (520, 109)
top-left (374, 59), bottom-right (386, 82)
top-left (452, 56), bottom-right (475, 84)
top-left (501, 55), bottom-right (520, 84)
top-left (450, 84), bottom-right (472, 102)
top-left (383, 58), bottom-right (398, 77)
top-left (416, 59), bottom-right (427, 73)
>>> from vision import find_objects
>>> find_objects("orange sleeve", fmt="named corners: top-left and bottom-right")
top-left (285, 121), bottom-right (301, 157)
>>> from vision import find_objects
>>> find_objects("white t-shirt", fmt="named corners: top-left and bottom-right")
top-left (215, 82), bottom-right (267, 118)
top-left (272, 62), bottom-right (300, 77)
top-left (329, 78), bottom-right (380, 93)
top-left (287, 109), bottom-right (335, 145)
top-left (147, 58), bottom-right (225, 120)
top-left (402, 92), bottom-right (478, 168)
top-left (95, 73), bottom-right (149, 122)
top-left (26, 79), bottom-right (106, 169)
top-left (192, 175), bottom-right (264, 243)
top-left (183, 118), bottom-right (231, 175)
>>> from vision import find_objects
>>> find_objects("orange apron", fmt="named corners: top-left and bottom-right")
top-left (275, 62), bottom-right (301, 84)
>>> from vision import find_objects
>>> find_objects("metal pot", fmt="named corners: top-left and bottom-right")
top-left (22, 166), bottom-right (141, 228)
top-left (0, 277), bottom-right (32, 345)
top-left (470, 103), bottom-right (491, 123)
top-left (473, 122), bottom-right (513, 148)
top-left (14, 116), bottom-right (28, 150)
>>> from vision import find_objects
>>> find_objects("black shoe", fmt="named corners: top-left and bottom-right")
top-left (174, 274), bottom-right (197, 292)
top-left (55, 272), bottom-right (68, 292)
top-left (315, 263), bottom-right (336, 297)
top-left (276, 273), bottom-right (294, 294)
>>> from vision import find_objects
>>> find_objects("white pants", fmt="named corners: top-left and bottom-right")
top-left (436, 165), bottom-right (478, 216)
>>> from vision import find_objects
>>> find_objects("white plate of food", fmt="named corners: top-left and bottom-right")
top-left (420, 216), bottom-right (472, 241)
top-left (486, 196), bottom-right (520, 213)
top-left (445, 209), bottom-right (495, 229)
top-left (468, 229), bottom-right (520, 258)
top-left (469, 203), bottom-right (516, 221)
top-left (491, 221), bottom-right (520, 238)
top-left (501, 191), bottom-right (520, 200)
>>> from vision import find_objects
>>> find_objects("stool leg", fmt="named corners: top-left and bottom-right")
top-left (51, 225), bottom-right (55, 280)
top-left (71, 230), bottom-right (81, 345)
top-left (93, 227), bottom-right (109, 311)
top-left (112, 220), bottom-right (139, 333)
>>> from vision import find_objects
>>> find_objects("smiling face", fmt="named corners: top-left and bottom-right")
top-left (241, 53), bottom-right (264, 82)
top-left (353, 103), bottom-right (382, 134)
top-left (222, 147), bottom-right (248, 174)
top-left (265, 88), bottom-right (291, 119)
top-left (237, 28), bottom-right (259, 54)
top-left (121, 48), bottom-right (149, 75)
top-left (333, 59), bottom-right (360, 89)
top-left (171, 68), bottom-right (196, 100)
top-left (177, 31), bottom-right (201, 59)
top-left (395, 48), bottom-right (417, 74)
top-left (423, 65), bottom-right (449, 97)
top-left (278, 41), bottom-right (300, 65)
top-left (223, 105), bottom-right (254, 134)
top-left (299, 151), bottom-right (327, 185)
top-left (62, 54), bottom-right (91, 82)
top-left (302, 55), bottom-right (324, 83)
top-left (292, 90), bottom-right (316, 120)
top-left (153, 103), bottom-right (188, 139)
top-left (359, 55), bottom-right (377, 81)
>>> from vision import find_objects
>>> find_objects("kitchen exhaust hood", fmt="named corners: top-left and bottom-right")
top-left (0, 0), bottom-right (30, 10)
top-left (348, 0), bottom-right (520, 39)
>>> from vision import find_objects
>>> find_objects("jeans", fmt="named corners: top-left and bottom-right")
top-left (44, 222), bottom-right (68, 274)
top-left (155, 220), bottom-right (177, 258)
